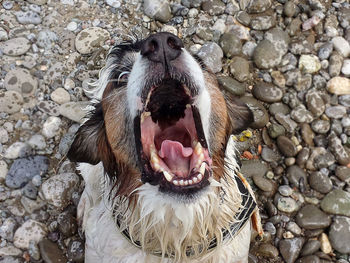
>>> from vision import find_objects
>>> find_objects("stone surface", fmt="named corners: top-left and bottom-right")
top-left (277, 136), bottom-right (297, 157)
top-left (252, 82), bottom-right (283, 103)
top-left (197, 42), bottom-right (223, 73)
top-left (1, 37), bottom-right (31, 56)
top-left (329, 216), bottom-right (350, 254)
top-left (39, 239), bottom-right (68, 262)
top-left (309, 171), bottom-right (332, 194)
top-left (0, 91), bottom-right (23, 114)
top-left (229, 56), bottom-right (250, 82)
top-left (299, 55), bottom-right (321, 74)
top-left (75, 27), bottom-right (110, 55)
top-left (13, 220), bottom-right (47, 249)
top-left (217, 76), bottom-right (245, 96)
top-left (219, 32), bottom-right (242, 58)
top-left (321, 190), bottom-right (350, 217)
top-left (4, 68), bottom-right (38, 96)
top-left (279, 238), bottom-right (304, 263)
top-left (59, 101), bottom-right (90, 123)
top-left (40, 173), bottom-right (79, 208)
top-left (327, 77), bottom-right (350, 95)
top-left (332, 36), bottom-right (350, 57)
top-left (144, 0), bottom-right (172, 22)
top-left (296, 205), bottom-right (331, 230)
top-left (253, 40), bottom-right (282, 69)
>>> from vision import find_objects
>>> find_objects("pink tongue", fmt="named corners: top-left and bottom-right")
top-left (159, 140), bottom-right (193, 178)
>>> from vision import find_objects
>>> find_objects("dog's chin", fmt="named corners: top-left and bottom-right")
top-left (133, 78), bottom-right (212, 197)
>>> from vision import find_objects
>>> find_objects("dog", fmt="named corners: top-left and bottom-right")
top-left (68, 32), bottom-right (262, 263)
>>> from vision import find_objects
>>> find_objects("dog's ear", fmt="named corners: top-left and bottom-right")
top-left (225, 94), bottom-right (254, 134)
top-left (67, 103), bottom-right (112, 164)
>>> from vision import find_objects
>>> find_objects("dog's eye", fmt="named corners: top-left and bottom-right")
top-left (118, 72), bottom-right (129, 82)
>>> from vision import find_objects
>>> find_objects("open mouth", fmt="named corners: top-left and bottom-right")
top-left (135, 79), bottom-right (212, 195)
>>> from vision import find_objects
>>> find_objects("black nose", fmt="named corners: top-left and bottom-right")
top-left (140, 32), bottom-right (184, 65)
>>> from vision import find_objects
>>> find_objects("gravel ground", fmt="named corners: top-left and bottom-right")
top-left (0, 0), bottom-right (350, 262)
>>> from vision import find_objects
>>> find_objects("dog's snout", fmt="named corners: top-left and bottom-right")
top-left (141, 32), bottom-right (183, 65)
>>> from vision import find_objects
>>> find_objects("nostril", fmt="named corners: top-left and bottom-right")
top-left (149, 40), bottom-right (158, 53)
top-left (167, 36), bottom-right (182, 50)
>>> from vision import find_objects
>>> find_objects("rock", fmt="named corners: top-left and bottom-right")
top-left (319, 233), bottom-right (332, 254)
top-left (219, 32), bottom-right (242, 58)
top-left (318, 42), bottom-right (333, 60)
top-left (296, 255), bottom-right (320, 263)
top-left (251, 14), bottom-right (276, 30)
top-left (217, 76), bottom-right (245, 96)
top-left (278, 185), bottom-right (293, 196)
top-left (311, 120), bottom-right (330, 134)
top-left (329, 216), bottom-right (350, 254)
top-left (252, 82), bottom-right (283, 103)
top-left (339, 95), bottom-right (350, 107)
top-left (0, 246), bottom-right (22, 257)
top-left (4, 142), bottom-right (32, 159)
top-left (39, 239), bottom-right (68, 262)
top-left (37, 101), bottom-right (60, 116)
top-left (261, 147), bottom-right (281, 162)
top-left (341, 59), bottom-right (350, 76)
top-left (229, 56), bottom-right (250, 82)
top-left (329, 52), bottom-right (343, 77)
top-left (0, 160), bottom-right (8, 182)
top-left (299, 55), bottom-right (321, 74)
top-left (325, 105), bottom-right (346, 119)
top-left (279, 238), bottom-right (304, 263)
top-left (253, 40), bottom-right (282, 69)
top-left (252, 174), bottom-right (275, 192)
top-left (4, 68), bottom-right (38, 97)
top-left (305, 90), bottom-right (325, 117)
top-left (40, 173), bottom-right (79, 208)
top-left (15, 11), bottom-right (42, 24)
top-left (335, 166), bottom-right (350, 182)
top-left (240, 96), bottom-right (269, 129)
top-left (51, 88), bottom-right (70, 104)
top-left (197, 42), bottom-right (223, 73)
top-left (291, 105), bottom-right (314, 123)
top-left (0, 90), bottom-right (23, 114)
top-left (0, 27), bottom-right (8, 41)
top-left (67, 239), bottom-right (84, 262)
top-left (1, 37), bottom-right (31, 56)
top-left (6, 156), bottom-right (49, 189)
top-left (246, 0), bottom-right (271, 13)
top-left (27, 0), bottom-right (47, 4)
top-left (332, 36), bottom-right (350, 57)
top-left (42, 116), bottom-right (61, 138)
top-left (242, 41), bottom-right (256, 57)
top-left (0, 127), bottom-right (9, 143)
top-left (277, 136), bottom-right (297, 157)
top-left (144, 0), bottom-right (172, 22)
top-left (36, 30), bottom-right (58, 50)
top-left (75, 27), bottom-right (110, 55)
top-left (240, 160), bottom-right (268, 178)
top-left (321, 189), bottom-right (350, 217)
top-left (264, 27), bottom-right (290, 57)
top-left (284, 1), bottom-right (296, 17)
top-left (28, 134), bottom-right (47, 150)
top-left (275, 113), bottom-right (298, 133)
top-left (13, 220), bottom-right (47, 249)
top-left (201, 0), bottom-right (225, 15)
top-left (277, 196), bottom-right (299, 213)
top-left (286, 165), bottom-right (307, 189)
top-left (59, 101), bottom-right (90, 123)
top-left (296, 205), bottom-right (331, 230)
top-left (0, 218), bottom-right (17, 241)
top-left (327, 77), bottom-right (350, 95)
top-left (301, 240), bottom-right (321, 256)
top-left (105, 0), bottom-right (121, 8)
top-left (269, 103), bottom-right (290, 116)
top-left (328, 133), bottom-right (350, 165)
top-left (256, 243), bottom-right (279, 258)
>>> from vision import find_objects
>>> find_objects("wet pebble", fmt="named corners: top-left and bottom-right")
top-left (201, 0), bottom-right (226, 16)
top-left (311, 120), bottom-right (330, 134)
top-left (219, 32), bottom-right (242, 58)
top-left (320, 189), bottom-right (350, 217)
top-left (301, 240), bottom-right (321, 256)
top-left (252, 82), bottom-right (283, 103)
top-left (296, 205), bottom-right (331, 230)
top-left (253, 40), bottom-right (282, 69)
top-left (279, 237), bottom-right (304, 263)
top-left (277, 136), bottom-right (297, 157)
top-left (197, 42), bottom-right (223, 73)
top-left (229, 56), bottom-right (250, 82)
top-left (277, 196), bottom-right (299, 213)
top-left (291, 105), bottom-right (314, 123)
top-left (253, 174), bottom-right (275, 193)
top-left (286, 165), bottom-right (307, 189)
top-left (257, 243), bottom-right (279, 258)
top-left (240, 96), bottom-right (269, 129)
top-left (278, 185), bottom-right (293, 196)
top-left (217, 76), bottom-right (245, 96)
top-left (328, 216), bottom-right (350, 254)
top-left (328, 133), bottom-right (350, 165)
top-left (67, 239), bottom-right (84, 262)
top-left (305, 89), bottom-right (325, 117)
top-left (39, 239), bottom-right (68, 262)
top-left (275, 113), bottom-right (298, 133)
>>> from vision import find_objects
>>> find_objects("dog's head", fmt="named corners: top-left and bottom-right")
top-left (68, 32), bottom-right (252, 199)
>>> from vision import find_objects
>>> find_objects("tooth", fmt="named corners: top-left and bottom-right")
top-left (163, 171), bottom-right (173, 182)
top-left (184, 180), bottom-right (189, 186)
top-left (179, 180), bottom-right (184, 186)
top-left (199, 153), bottom-right (205, 160)
top-left (153, 163), bottom-right (160, 170)
top-left (193, 177), bottom-right (198, 183)
top-left (199, 163), bottom-right (206, 175)
top-left (197, 173), bottom-right (203, 181)
top-left (189, 180), bottom-right (193, 185)
top-left (186, 104), bottom-right (191, 109)
top-left (192, 140), bottom-right (198, 148)
top-left (141, 111), bottom-right (151, 123)
top-left (173, 180), bottom-right (179, 186)
top-left (195, 142), bottom-right (203, 155)
top-left (151, 155), bottom-right (159, 164)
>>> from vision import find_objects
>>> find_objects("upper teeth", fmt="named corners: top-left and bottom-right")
top-left (163, 171), bottom-right (173, 182)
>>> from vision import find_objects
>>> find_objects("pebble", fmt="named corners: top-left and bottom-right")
top-left (319, 233), bottom-right (332, 254)
top-left (277, 136), bottom-right (297, 157)
top-left (37, 101), bottom-right (60, 116)
top-left (40, 172), bottom-right (79, 208)
top-left (325, 105), bottom-right (346, 119)
top-left (15, 11), bottom-right (42, 24)
top-left (28, 134), bottom-right (47, 150)
top-left (1, 37), bottom-right (31, 56)
top-left (4, 68), bottom-right (38, 97)
top-left (201, 0), bottom-right (225, 15)
top-left (278, 185), bottom-right (293, 196)
top-left (286, 165), bottom-right (307, 189)
top-left (296, 255), bottom-right (320, 263)
top-left (311, 120), bottom-right (330, 134)
top-left (277, 196), bottom-right (299, 213)
top-left (305, 89), bottom-right (325, 117)
top-left (240, 160), bottom-right (268, 178)
top-left (296, 205), bottom-right (331, 230)
top-left (229, 57), bottom-right (250, 82)
top-left (253, 174), bottom-right (275, 193)
top-left (341, 59), bottom-right (350, 76)
top-left (328, 216), bottom-right (350, 254)
top-left (67, 21), bottom-right (78, 31)
top-left (257, 243), bottom-right (279, 258)
top-left (67, 239), bottom-right (85, 262)
top-left (39, 239), bottom-right (68, 262)
top-left (0, 160), bottom-right (8, 182)
top-left (242, 41), bottom-right (257, 57)
top-left (279, 237), bottom-right (304, 263)
top-left (4, 142), bottom-right (32, 159)
top-left (196, 42), bottom-right (223, 73)
top-left (332, 36), bottom-right (350, 57)
top-left (42, 116), bottom-right (62, 138)
top-left (329, 133), bottom-right (350, 165)
top-left (284, 1), bottom-right (296, 17)
top-left (253, 40), bottom-right (282, 69)
top-left (105, 0), bottom-right (120, 8)
top-left (217, 76), bottom-right (245, 96)
top-left (321, 189), bottom-right (350, 217)
top-left (250, 14), bottom-right (276, 31)
top-left (318, 42), bottom-right (333, 60)
top-left (327, 77), bottom-right (350, 95)
top-left (5, 156), bottom-right (49, 189)
top-left (329, 52), bottom-right (343, 77)
top-left (28, 241), bottom-right (41, 260)
top-left (0, 218), bottom-right (17, 241)
top-left (144, 0), bottom-right (172, 22)
top-left (51, 88), bottom-right (70, 104)
top-left (299, 55), bottom-right (321, 74)
top-left (275, 113), bottom-right (298, 133)
top-left (246, 0), bottom-right (271, 13)
top-left (301, 240), bottom-right (321, 256)
top-left (291, 105), bottom-right (314, 123)
top-left (252, 82), bottom-right (283, 103)
top-left (335, 166), bottom-right (350, 183)
top-left (75, 27), bottom-right (110, 55)
top-left (286, 222), bottom-right (301, 236)
top-left (58, 212), bottom-right (77, 236)
top-left (219, 32), bottom-right (242, 58)
top-left (59, 101), bottom-right (90, 123)
top-left (13, 220), bottom-right (47, 249)
top-left (36, 30), bottom-right (58, 50)
top-left (0, 246), bottom-right (22, 257)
